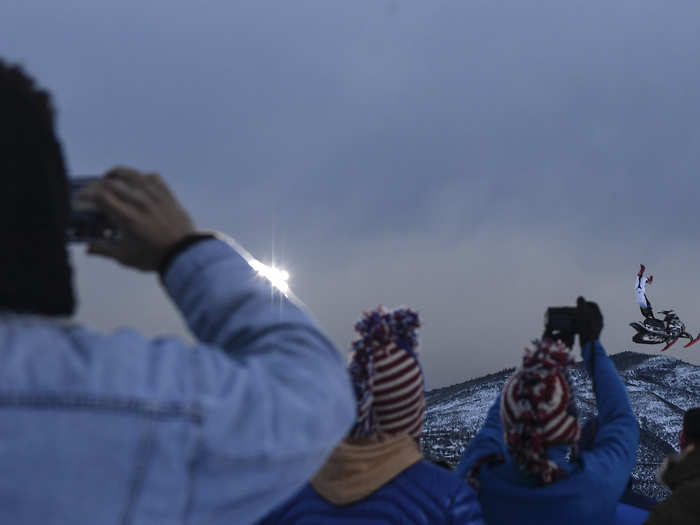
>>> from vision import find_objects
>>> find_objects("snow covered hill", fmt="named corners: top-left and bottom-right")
top-left (422, 351), bottom-right (700, 501)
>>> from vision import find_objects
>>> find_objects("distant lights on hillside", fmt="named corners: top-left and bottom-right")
top-left (250, 259), bottom-right (290, 294)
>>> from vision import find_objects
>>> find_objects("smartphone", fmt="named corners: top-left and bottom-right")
top-left (67, 176), bottom-right (119, 243)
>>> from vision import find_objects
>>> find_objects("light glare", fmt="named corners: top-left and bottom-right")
top-left (250, 259), bottom-right (290, 293)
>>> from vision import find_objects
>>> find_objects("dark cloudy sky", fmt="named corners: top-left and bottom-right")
top-left (4, 1), bottom-right (700, 388)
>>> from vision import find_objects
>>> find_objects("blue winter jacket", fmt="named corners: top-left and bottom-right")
top-left (457, 341), bottom-right (639, 525)
top-left (0, 238), bottom-right (355, 525)
top-left (615, 502), bottom-right (650, 525)
top-left (259, 460), bottom-right (485, 524)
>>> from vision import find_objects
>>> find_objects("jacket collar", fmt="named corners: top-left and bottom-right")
top-left (311, 433), bottom-right (423, 505)
top-left (658, 444), bottom-right (700, 490)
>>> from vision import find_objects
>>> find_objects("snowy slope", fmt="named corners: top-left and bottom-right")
top-left (422, 351), bottom-right (700, 501)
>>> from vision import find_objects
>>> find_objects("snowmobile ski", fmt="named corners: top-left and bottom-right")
top-left (683, 334), bottom-right (700, 348)
top-left (662, 338), bottom-right (679, 351)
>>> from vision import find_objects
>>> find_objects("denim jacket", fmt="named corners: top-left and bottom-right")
top-left (0, 238), bottom-right (355, 525)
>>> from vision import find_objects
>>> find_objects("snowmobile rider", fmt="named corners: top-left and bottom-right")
top-left (630, 265), bottom-right (700, 348)
top-left (636, 264), bottom-right (654, 319)
top-left (456, 297), bottom-right (639, 525)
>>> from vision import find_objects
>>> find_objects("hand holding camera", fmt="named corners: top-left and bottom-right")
top-left (543, 296), bottom-right (603, 350)
top-left (77, 167), bottom-right (196, 271)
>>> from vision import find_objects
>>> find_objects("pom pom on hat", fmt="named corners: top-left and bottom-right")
top-left (349, 307), bottom-right (424, 438)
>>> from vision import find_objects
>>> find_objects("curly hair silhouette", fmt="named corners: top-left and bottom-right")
top-left (0, 59), bottom-right (74, 315)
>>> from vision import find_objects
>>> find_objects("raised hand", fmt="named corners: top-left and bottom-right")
top-left (81, 166), bottom-right (196, 271)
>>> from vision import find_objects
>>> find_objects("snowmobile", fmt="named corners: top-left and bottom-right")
top-left (630, 310), bottom-right (700, 351)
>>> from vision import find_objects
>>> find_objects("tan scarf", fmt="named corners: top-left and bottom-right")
top-left (311, 433), bottom-right (423, 505)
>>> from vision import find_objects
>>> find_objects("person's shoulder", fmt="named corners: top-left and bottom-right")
top-left (63, 323), bottom-right (192, 359)
top-left (397, 461), bottom-right (484, 522)
top-left (400, 460), bottom-right (474, 494)
top-left (0, 318), bottom-right (158, 358)
top-left (571, 451), bottom-right (615, 480)
top-left (0, 318), bottom-right (201, 393)
top-left (257, 484), bottom-right (323, 524)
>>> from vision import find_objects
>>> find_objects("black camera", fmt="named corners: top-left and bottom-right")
top-left (67, 176), bottom-right (119, 243)
top-left (543, 306), bottom-right (579, 346)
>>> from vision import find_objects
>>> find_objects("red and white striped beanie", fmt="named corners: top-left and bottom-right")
top-left (500, 339), bottom-right (580, 484)
top-left (349, 307), bottom-right (424, 438)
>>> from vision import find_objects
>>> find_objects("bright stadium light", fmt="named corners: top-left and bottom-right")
top-left (249, 259), bottom-right (290, 294)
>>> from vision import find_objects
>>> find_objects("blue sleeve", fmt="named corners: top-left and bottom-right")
top-left (449, 482), bottom-right (486, 525)
top-left (162, 237), bottom-right (355, 523)
top-left (616, 502), bottom-right (650, 525)
top-left (581, 341), bottom-right (639, 494)
top-left (456, 394), bottom-right (505, 478)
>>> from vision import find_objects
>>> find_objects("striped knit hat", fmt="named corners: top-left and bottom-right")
top-left (349, 307), bottom-right (424, 438)
top-left (500, 339), bottom-right (580, 484)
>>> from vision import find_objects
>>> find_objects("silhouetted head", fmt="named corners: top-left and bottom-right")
top-left (0, 59), bottom-right (74, 316)
top-left (680, 407), bottom-right (700, 450)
